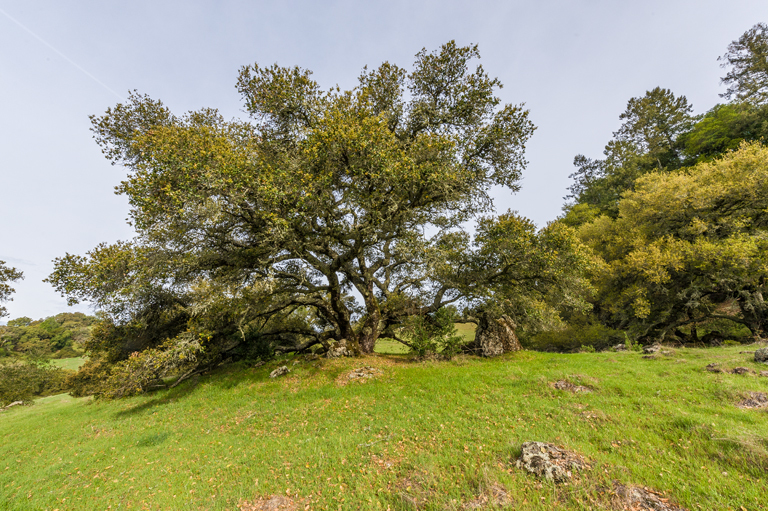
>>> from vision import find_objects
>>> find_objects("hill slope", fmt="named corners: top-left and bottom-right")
top-left (1, 346), bottom-right (767, 510)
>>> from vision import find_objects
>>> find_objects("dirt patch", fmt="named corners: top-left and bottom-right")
top-left (553, 380), bottom-right (593, 393)
top-left (395, 476), bottom-right (433, 508)
top-left (737, 392), bottom-right (768, 409)
top-left (705, 364), bottom-right (756, 375)
top-left (760, 371), bottom-right (768, 377)
top-left (238, 495), bottom-right (296, 511)
top-left (609, 482), bottom-right (687, 510)
top-left (514, 441), bottom-right (589, 482)
top-left (705, 363), bottom-right (722, 373)
top-left (462, 482), bottom-right (513, 509)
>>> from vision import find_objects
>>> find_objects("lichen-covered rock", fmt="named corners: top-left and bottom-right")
top-left (514, 441), bottom-right (587, 483)
top-left (552, 380), bottom-right (593, 393)
top-left (326, 339), bottom-right (351, 358)
top-left (643, 344), bottom-right (661, 354)
top-left (613, 343), bottom-right (628, 352)
top-left (738, 392), bottom-right (768, 409)
top-left (466, 314), bottom-right (522, 357)
top-left (269, 366), bottom-right (290, 378)
top-left (347, 366), bottom-right (381, 380)
top-left (611, 482), bottom-right (686, 510)
top-left (755, 347), bottom-right (768, 364)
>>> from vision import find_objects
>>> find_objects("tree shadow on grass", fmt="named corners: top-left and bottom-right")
top-left (113, 375), bottom-right (201, 418)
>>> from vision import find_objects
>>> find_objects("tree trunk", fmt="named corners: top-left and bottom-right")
top-left (465, 313), bottom-right (522, 357)
top-left (358, 307), bottom-right (381, 354)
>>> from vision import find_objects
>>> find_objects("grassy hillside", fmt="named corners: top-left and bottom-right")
top-left (1, 345), bottom-right (767, 510)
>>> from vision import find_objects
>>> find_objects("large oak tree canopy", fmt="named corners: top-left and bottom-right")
top-left (49, 42), bottom-right (587, 378)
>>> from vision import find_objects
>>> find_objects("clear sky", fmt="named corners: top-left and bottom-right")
top-left (1, 0), bottom-right (766, 322)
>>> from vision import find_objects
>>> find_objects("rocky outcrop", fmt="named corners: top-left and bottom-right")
top-left (325, 339), bottom-right (352, 358)
top-left (514, 441), bottom-right (587, 483)
top-left (755, 347), bottom-right (768, 364)
top-left (269, 366), bottom-right (290, 378)
top-left (465, 314), bottom-right (522, 357)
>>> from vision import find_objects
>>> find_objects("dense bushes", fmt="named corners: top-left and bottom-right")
top-left (0, 360), bottom-right (73, 407)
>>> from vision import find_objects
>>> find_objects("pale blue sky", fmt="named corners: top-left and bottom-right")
top-left (1, 0), bottom-right (766, 321)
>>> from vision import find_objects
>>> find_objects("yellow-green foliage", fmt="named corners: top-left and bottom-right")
top-left (0, 360), bottom-right (73, 407)
top-left (579, 142), bottom-right (768, 339)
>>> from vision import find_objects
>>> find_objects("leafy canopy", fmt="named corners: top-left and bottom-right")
top-left (578, 143), bottom-right (768, 340)
top-left (47, 42), bottom-right (593, 396)
top-left (0, 261), bottom-right (23, 319)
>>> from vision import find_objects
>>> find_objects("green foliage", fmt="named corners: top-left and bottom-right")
top-left (524, 321), bottom-right (621, 352)
top-left (564, 89), bottom-right (693, 221)
top-left (578, 143), bottom-right (768, 340)
top-left (0, 312), bottom-right (95, 358)
top-left (402, 307), bottom-right (466, 359)
top-left (719, 22), bottom-right (768, 105)
top-left (0, 260), bottom-right (23, 318)
top-left (0, 359), bottom-right (73, 407)
top-left (47, 42), bottom-right (595, 396)
top-left (678, 102), bottom-right (768, 164)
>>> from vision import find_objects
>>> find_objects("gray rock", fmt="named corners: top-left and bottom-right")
top-left (755, 347), bottom-right (768, 364)
top-left (347, 366), bottom-right (381, 380)
top-left (326, 339), bottom-right (352, 358)
top-left (466, 314), bottom-right (522, 357)
top-left (643, 344), bottom-right (661, 354)
top-left (514, 441), bottom-right (587, 483)
top-left (269, 365), bottom-right (290, 378)
top-left (613, 343), bottom-right (628, 352)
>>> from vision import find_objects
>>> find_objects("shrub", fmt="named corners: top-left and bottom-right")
top-left (404, 308), bottom-right (467, 360)
top-left (0, 360), bottom-right (73, 406)
top-left (524, 323), bottom-right (622, 352)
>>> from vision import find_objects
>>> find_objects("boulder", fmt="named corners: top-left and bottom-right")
top-left (612, 343), bottom-right (627, 352)
top-left (514, 441), bottom-right (587, 483)
top-left (755, 347), bottom-right (768, 364)
top-left (269, 366), bottom-right (290, 378)
top-left (466, 314), bottom-right (522, 357)
top-left (326, 339), bottom-right (351, 358)
top-left (642, 344), bottom-right (661, 354)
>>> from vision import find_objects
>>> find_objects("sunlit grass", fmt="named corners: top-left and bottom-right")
top-left (1, 345), bottom-right (767, 510)
top-left (50, 357), bottom-right (86, 371)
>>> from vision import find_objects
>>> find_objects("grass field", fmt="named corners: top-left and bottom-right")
top-left (1, 345), bottom-right (767, 510)
top-left (50, 357), bottom-right (87, 371)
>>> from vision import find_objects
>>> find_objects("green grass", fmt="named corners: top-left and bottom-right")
top-left (1, 345), bottom-right (767, 510)
top-left (374, 324), bottom-right (477, 355)
top-left (50, 357), bottom-right (87, 371)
